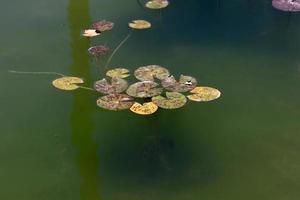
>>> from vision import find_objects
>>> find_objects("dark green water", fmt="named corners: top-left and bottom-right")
top-left (1, 0), bottom-right (300, 199)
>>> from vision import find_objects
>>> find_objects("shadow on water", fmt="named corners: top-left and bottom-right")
top-left (68, 0), bottom-right (101, 199)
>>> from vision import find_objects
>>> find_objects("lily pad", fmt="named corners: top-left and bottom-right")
top-left (146, 0), bottom-right (169, 9)
top-left (97, 94), bottom-right (134, 111)
top-left (52, 76), bottom-right (84, 91)
top-left (130, 102), bottom-right (158, 115)
top-left (106, 68), bottom-right (130, 78)
top-left (152, 92), bottom-right (187, 109)
top-left (82, 29), bottom-right (100, 37)
top-left (161, 75), bottom-right (197, 92)
top-left (94, 78), bottom-right (128, 94)
top-left (134, 65), bottom-right (170, 81)
top-left (272, 0), bottom-right (300, 12)
top-left (88, 45), bottom-right (109, 56)
top-left (187, 87), bottom-right (221, 102)
top-left (128, 20), bottom-right (151, 29)
top-left (126, 81), bottom-right (163, 98)
top-left (91, 20), bottom-right (114, 32)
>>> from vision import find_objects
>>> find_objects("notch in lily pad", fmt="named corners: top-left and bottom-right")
top-left (187, 87), bottom-right (221, 102)
top-left (52, 76), bottom-right (84, 91)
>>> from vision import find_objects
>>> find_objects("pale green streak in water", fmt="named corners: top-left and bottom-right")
top-left (0, 0), bottom-right (300, 200)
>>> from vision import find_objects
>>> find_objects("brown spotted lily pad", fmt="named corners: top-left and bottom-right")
top-left (97, 94), bottom-right (134, 111)
top-left (134, 65), bottom-right (170, 81)
top-left (161, 75), bottom-right (197, 92)
top-left (146, 0), bottom-right (169, 9)
top-left (187, 87), bottom-right (221, 102)
top-left (152, 92), bottom-right (187, 109)
top-left (106, 68), bottom-right (130, 78)
top-left (94, 78), bottom-right (128, 94)
top-left (126, 81), bottom-right (163, 98)
top-left (128, 20), bottom-right (151, 29)
top-left (52, 76), bottom-right (84, 91)
top-left (130, 102), bottom-right (158, 115)
top-left (82, 29), bottom-right (100, 37)
top-left (91, 20), bottom-right (114, 32)
top-left (88, 45), bottom-right (109, 56)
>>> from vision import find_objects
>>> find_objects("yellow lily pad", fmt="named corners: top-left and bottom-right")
top-left (106, 68), bottom-right (130, 78)
top-left (146, 0), bottom-right (169, 9)
top-left (152, 92), bottom-right (187, 109)
top-left (52, 76), bottom-right (84, 91)
top-left (187, 87), bottom-right (221, 102)
top-left (130, 102), bottom-right (158, 115)
top-left (128, 20), bottom-right (151, 29)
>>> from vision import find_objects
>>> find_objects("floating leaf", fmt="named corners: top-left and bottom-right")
top-left (52, 76), bottom-right (84, 91)
top-left (187, 87), bottom-right (221, 102)
top-left (161, 75), bottom-right (197, 92)
top-left (88, 45), bottom-right (109, 56)
top-left (152, 92), bottom-right (187, 109)
top-left (128, 20), bottom-right (151, 29)
top-left (130, 102), bottom-right (158, 115)
top-left (91, 20), bottom-right (114, 32)
top-left (82, 29), bottom-right (100, 37)
top-left (94, 78), bottom-right (128, 94)
top-left (146, 0), bottom-right (169, 9)
top-left (134, 65), bottom-right (170, 81)
top-left (97, 94), bottom-right (134, 111)
top-left (106, 68), bottom-right (130, 78)
top-left (272, 0), bottom-right (300, 12)
top-left (126, 81), bottom-right (163, 98)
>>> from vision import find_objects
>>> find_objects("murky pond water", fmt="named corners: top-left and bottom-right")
top-left (1, 0), bottom-right (300, 199)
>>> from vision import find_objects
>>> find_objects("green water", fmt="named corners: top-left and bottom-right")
top-left (1, 0), bottom-right (300, 199)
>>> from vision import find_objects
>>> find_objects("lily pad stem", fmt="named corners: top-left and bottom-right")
top-left (9, 70), bottom-right (65, 77)
top-left (78, 86), bottom-right (95, 91)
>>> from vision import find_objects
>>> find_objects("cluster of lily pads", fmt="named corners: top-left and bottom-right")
top-left (52, 65), bottom-right (221, 115)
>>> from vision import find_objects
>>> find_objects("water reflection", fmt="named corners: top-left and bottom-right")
top-left (68, 0), bottom-right (101, 199)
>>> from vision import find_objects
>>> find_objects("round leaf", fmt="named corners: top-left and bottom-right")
top-left (187, 87), bottom-right (221, 102)
top-left (134, 65), bottom-right (170, 81)
top-left (94, 77), bottom-right (128, 94)
top-left (82, 29), bottom-right (100, 37)
top-left (128, 20), bottom-right (151, 29)
top-left (52, 76), bottom-right (84, 91)
top-left (161, 75), bottom-right (197, 92)
top-left (152, 92), bottom-right (187, 109)
top-left (91, 20), bottom-right (114, 32)
top-left (106, 68), bottom-right (130, 78)
top-left (130, 102), bottom-right (158, 115)
top-left (272, 0), bottom-right (300, 12)
top-left (97, 94), bottom-right (134, 111)
top-left (146, 0), bottom-right (169, 9)
top-left (88, 45), bottom-right (109, 56)
top-left (126, 81), bottom-right (163, 98)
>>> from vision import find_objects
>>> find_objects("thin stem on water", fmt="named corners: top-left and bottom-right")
top-left (104, 31), bottom-right (133, 69)
top-left (9, 70), bottom-right (65, 77)
top-left (78, 86), bottom-right (95, 91)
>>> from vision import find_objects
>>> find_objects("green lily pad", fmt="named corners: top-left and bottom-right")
top-left (152, 92), bottom-right (187, 109)
top-left (145, 0), bottom-right (169, 9)
top-left (96, 94), bottom-right (134, 111)
top-left (161, 75), bottom-right (197, 92)
top-left (106, 68), bottom-right (130, 78)
top-left (134, 65), bottom-right (170, 81)
top-left (187, 87), bottom-right (221, 102)
top-left (94, 77), bottom-right (128, 94)
top-left (126, 81), bottom-right (163, 98)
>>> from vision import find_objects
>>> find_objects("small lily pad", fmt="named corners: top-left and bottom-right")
top-left (106, 68), bottom-right (130, 78)
top-left (187, 87), bottom-right (221, 102)
top-left (146, 0), bottom-right (169, 9)
top-left (94, 78), bottom-right (128, 94)
top-left (97, 94), bottom-right (134, 111)
top-left (88, 45), bottom-right (109, 56)
top-left (82, 29), bottom-right (100, 37)
top-left (126, 81), bottom-right (163, 98)
top-left (152, 92), bottom-right (187, 109)
top-left (134, 65), bottom-right (170, 81)
top-left (161, 75), bottom-right (197, 92)
top-left (52, 76), bottom-right (84, 91)
top-left (128, 20), bottom-right (151, 29)
top-left (130, 102), bottom-right (158, 115)
top-left (91, 20), bottom-right (114, 32)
